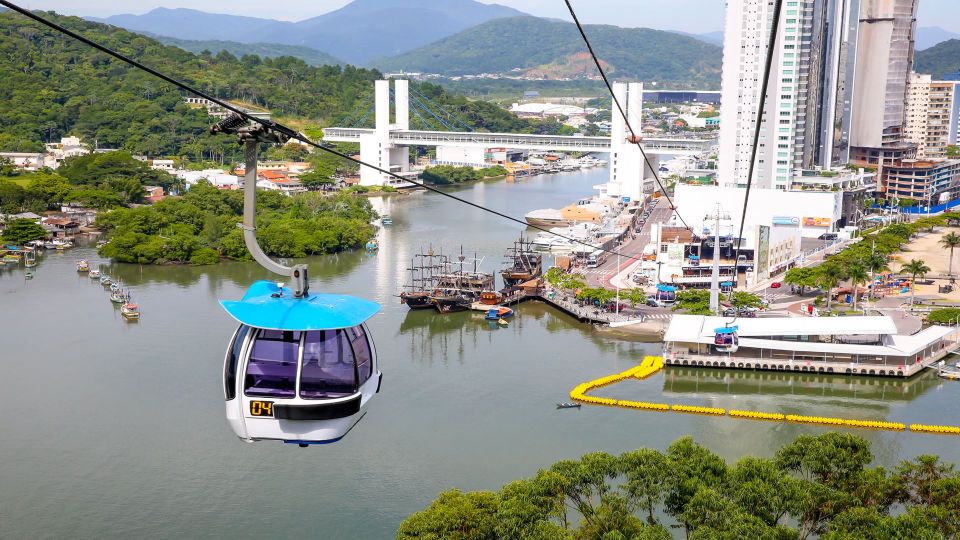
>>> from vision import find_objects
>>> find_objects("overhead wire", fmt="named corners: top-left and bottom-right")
top-left (563, 0), bottom-right (693, 232)
top-left (729, 0), bottom-right (785, 279)
top-left (0, 0), bottom-right (650, 263)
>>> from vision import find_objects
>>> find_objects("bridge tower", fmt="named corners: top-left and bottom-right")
top-left (608, 82), bottom-right (659, 202)
top-left (359, 79), bottom-right (413, 187)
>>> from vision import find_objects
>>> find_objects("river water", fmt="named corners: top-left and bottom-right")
top-left (2, 169), bottom-right (958, 539)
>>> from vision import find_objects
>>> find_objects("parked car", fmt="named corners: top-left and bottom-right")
top-left (770, 282), bottom-right (782, 289)
top-left (818, 233), bottom-right (838, 241)
top-left (646, 298), bottom-right (660, 307)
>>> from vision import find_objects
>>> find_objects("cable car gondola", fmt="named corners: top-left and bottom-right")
top-left (655, 284), bottom-right (677, 305)
top-left (214, 116), bottom-right (382, 446)
top-left (714, 325), bottom-right (739, 354)
top-left (720, 281), bottom-right (734, 293)
top-left (222, 281), bottom-right (381, 446)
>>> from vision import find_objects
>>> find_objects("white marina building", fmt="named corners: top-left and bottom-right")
top-left (663, 315), bottom-right (957, 377)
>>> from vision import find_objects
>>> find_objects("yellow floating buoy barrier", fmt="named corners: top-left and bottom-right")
top-left (909, 424), bottom-right (960, 435)
top-left (728, 410), bottom-right (785, 421)
top-left (671, 404), bottom-right (726, 416)
top-left (617, 400), bottom-right (670, 411)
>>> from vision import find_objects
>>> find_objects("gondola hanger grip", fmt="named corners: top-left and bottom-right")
top-left (212, 115), bottom-right (310, 298)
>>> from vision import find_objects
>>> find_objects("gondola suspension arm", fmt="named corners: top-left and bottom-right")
top-left (212, 115), bottom-right (311, 298)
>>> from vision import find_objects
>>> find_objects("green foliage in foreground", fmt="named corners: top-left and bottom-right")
top-left (398, 433), bottom-right (960, 540)
top-left (1, 218), bottom-right (47, 245)
top-left (96, 182), bottom-right (376, 265)
top-left (421, 165), bottom-right (508, 185)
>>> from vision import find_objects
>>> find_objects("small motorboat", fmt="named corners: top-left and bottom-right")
top-left (100, 275), bottom-right (112, 286)
top-left (110, 282), bottom-right (121, 293)
top-left (89, 269), bottom-right (101, 279)
top-left (485, 306), bottom-right (514, 320)
top-left (497, 318), bottom-right (509, 326)
top-left (25, 271), bottom-right (34, 280)
top-left (556, 402), bottom-right (582, 409)
top-left (76, 259), bottom-right (89, 272)
top-left (365, 240), bottom-right (379, 252)
top-left (110, 290), bottom-right (128, 304)
top-left (381, 215), bottom-right (393, 225)
top-left (121, 303), bottom-right (140, 320)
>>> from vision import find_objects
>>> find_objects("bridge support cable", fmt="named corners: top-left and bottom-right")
top-left (406, 91), bottom-right (460, 131)
top-left (409, 87), bottom-right (473, 132)
top-left (0, 0), bottom-right (649, 263)
top-left (730, 0), bottom-right (785, 273)
top-left (563, 0), bottom-right (692, 232)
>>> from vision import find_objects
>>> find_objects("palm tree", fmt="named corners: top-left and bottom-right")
top-left (940, 232), bottom-right (960, 276)
top-left (862, 251), bottom-right (890, 299)
top-left (846, 264), bottom-right (869, 312)
top-left (818, 262), bottom-right (844, 312)
top-left (902, 259), bottom-right (932, 307)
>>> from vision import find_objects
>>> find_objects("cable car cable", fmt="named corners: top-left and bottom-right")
top-left (0, 0), bottom-right (651, 264)
top-left (562, 0), bottom-right (693, 232)
top-left (729, 0), bottom-right (785, 282)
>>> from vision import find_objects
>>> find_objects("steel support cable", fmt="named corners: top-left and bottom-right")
top-left (730, 0), bottom-right (785, 276)
top-left (0, 0), bottom-right (648, 263)
top-left (563, 0), bottom-right (692, 232)
top-left (409, 93), bottom-right (458, 131)
top-left (410, 87), bottom-right (473, 132)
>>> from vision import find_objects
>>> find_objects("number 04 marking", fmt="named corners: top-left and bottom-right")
top-left (250, 401), bottom-right (273, 417)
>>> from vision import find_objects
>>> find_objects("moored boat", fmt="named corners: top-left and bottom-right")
top-left (76, 259), bottom-right (89, 272)
top-left (484, 306), bottom-right (514, 320)
top-left (501, 236), bottom-right (543, 287)
top-left (110, 290), bottom-right (129, 304)
top-left (121, 302), bottom-right (140, 320)
top-left (381, 215), bottom-right (393, 225)
top-left (89, 269), bottom-right (101, 279)
top-left (479, 291), bottom-right (503, 305)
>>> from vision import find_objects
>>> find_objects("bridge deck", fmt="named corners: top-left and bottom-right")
top-left (323, 128), bottom-right (712, 154)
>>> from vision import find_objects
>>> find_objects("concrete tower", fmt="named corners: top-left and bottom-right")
top-left (609, 82), bottom-right (653, 202)
top-left (359, 79), bottom-right (413, 187)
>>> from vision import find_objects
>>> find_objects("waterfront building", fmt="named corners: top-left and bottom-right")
top-left (905, 73), bottom-right (955, 158)
top-left (718, 0), bottom-right (861, 189)
top-left (663, 314), bottom-right (957, 377)
top-left (883, 159), bottom-right (960, 203)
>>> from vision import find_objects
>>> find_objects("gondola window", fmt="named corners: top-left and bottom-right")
top-left (244, 330), bottom-right (301, 398)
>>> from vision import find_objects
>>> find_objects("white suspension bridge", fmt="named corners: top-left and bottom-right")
top-left (323, 79), bottom-right (715, 201)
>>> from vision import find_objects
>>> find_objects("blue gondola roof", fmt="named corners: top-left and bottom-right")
top-left (221, 281), bottom-right (380, 331)
top-left (656, 284), bottom-right (677, 292)
top-left (714, 326), bottom-right (738, 335)
top-left (720, 281), bottom-right (733, 286)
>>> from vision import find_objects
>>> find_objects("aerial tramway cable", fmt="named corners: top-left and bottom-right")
top-left (562, 0), bottom-right (693, 232)
top-left (0, 0), bottom-right (653, 263)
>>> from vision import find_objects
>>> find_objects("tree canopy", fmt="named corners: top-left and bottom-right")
top-left (398, 433), bottom-right (959, 540)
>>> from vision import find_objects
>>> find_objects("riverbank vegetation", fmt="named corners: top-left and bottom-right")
top-left (398, 432), bottom-right (960, 540)
top-left (421, 165), bottom-right (508, 185)
top-left (96, 182), bottom-right (376, 265)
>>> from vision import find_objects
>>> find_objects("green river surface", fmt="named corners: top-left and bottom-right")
top-left (1, 169), bottom-right (958, 538)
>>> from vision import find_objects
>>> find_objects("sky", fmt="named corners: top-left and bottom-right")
top-left (13, 0), bottom-right (960, 34)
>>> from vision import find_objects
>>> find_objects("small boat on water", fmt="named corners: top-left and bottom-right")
top-left (365, 240), bottom-right (379, 252)
top-left (485, 306), bottom-right (514, 320)
top-left (381, 215), bottom-right (393, 225)
top-left (76, 259), bottom-right (89, 273)
top-left (100, 275), bottom-right (112, 286)
top-left (497, 318), bottom-right (509, 326)
top-left (110, 282), bottom-right (121, 293)
top-left (25, 270), bottom-right (34, 280)
top-left (121, 302), bottom-right (140, 320)
top-left (89, 269), bottom-right (101, 279)
top-left (556, 402), bottom-right (582, 409)
top-left (24, 251), bottom-right (37, 268)
top-left (110, 290), bottom-right (129, 304)
top-left (480, 291), bottom-right (503, 305)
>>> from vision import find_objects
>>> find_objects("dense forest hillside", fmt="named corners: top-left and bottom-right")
top-left (0, 11), bottom-right (379, 157)
top-left (0, 11), bottom-right (574, 157)
top-left (914, 39), bottom-right (960, 79)
top-left (377, 17), bottom-right (723, 87)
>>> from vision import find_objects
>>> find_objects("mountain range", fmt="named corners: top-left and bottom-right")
top-left (913, 39), bottom-right (960, 79)
top-left (915, 26), bottom-right (960, 51)
top-left (375, 17), bottom-right (722, 85)
top-left (148, 35), bottom-right (343, 67)
top-left (96, 0), bottom-right (525, 65)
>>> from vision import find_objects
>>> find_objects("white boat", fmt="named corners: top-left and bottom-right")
top-left (89, 269), bottom-right (101, 279)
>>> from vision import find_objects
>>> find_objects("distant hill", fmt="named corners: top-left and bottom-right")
top-left (96, 8), bottom-right (291, 42)
top-left (677, 30), bottom-right (724, 47)
top-left (265, 0), bottom-right (527, 65)
top-left (376, 17), bottom-right (723, 87)
top-left (914, 39), bottom-right (960, 79)
top-left (151, 36), bottom-right (342, 67)
top-left (94, 0), bottom-right (527, 66)
top-left (915, 26), bottom-right (960, 51)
